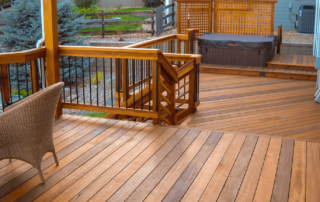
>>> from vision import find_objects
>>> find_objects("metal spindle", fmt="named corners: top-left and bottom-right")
top-left (89, 57), bottom-right (92, 105)
top-left (156, 62), bottom-right (159, 111)
top-left (61, 57), bottom-right (66, 102)
top-left (132, 59), bottom-right (135, 110)
top-left (75, 57), bottom-right (79, 104)
top-left (110, 58), bottom-right (113, 107)
top-left (184, 77), bottom-right (186, 99)
top-left (117, 59), bottom-right (120, 108)
top-left (16, 63), bottom-right (20, 100)
top-left (25, 62), bottom-right (29, 96)
top-left (96, 57), bottom-right (99, 106)
top-left (8, 65), bottom-right (12, 103)
top-left (81, 57), bottom-right (85, 104)
top-left (68, 57), bottom-right (72, 104)
top-left (140, 60), bottom-right (143, 110)
top-left (103, 58), bottom-right (106, 106)
top-left (43, 57), bottom-right (47, 88)
top-left (0, 72), bottom-right (4, 112)
top-left (148, 60), bottom-right (151, 111)
top-left (125, 59), bottom-right (128, 109)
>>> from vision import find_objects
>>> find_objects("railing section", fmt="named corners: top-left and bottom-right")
top-left (0, 48), bottom-right (46, 112)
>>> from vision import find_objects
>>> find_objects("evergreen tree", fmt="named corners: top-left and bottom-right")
top-left (0, 0), bottom-right (89, 86)
top-left (0, 0), bottom-right (87, 51)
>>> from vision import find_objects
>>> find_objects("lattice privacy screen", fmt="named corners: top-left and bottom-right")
top-left (214, 2), bottom-right (275, 35)
top-left (177, 1), bottom-right (213, 36)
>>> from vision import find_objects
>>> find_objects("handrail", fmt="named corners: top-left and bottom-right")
top-left (0, 48), bottom-right (46, 64)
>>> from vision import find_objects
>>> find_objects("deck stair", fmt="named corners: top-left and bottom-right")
top-left (201, 54), bottom-right (317, 81)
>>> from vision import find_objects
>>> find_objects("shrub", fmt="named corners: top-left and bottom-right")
top-left (74, 0), bottom-right (98, 8)
top-left (12, 88), bottom-right (32, 98)
top-left (91, 72), bottom-right (103, 85)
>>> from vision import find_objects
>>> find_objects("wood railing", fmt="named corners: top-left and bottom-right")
top-left (0, 48), bottom-right (46, 111)
top-left (0, 30), bottom-right (201, 125)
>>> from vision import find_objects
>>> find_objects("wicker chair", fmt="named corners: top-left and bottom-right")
top-left (0, 82), bottom-right (64, 184)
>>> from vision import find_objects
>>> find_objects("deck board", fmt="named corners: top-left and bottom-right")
top-left (184, 73), bottom-right (320, 142)
top-left (1, 114), bottom-right (320, 202)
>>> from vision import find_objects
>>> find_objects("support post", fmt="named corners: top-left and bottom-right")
top-left (43, 0), bottom-right (62, 117)
top-left (0, 64), bottom-right (11, 108)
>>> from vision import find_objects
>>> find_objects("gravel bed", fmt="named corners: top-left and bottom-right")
top-left (274, 30), bottom-right (314, 44)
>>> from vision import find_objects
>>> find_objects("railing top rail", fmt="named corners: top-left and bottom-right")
top-left (125, 34), bottom-right (177, 49)
top-left (163, 53), bottom-right (202, 63)
top-left (0, 47), bottom-right (46, 65)
top-left (59, 46), bottom-right (161, 60)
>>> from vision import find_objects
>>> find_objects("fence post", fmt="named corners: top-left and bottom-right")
top-left (151, 11), bottom-right (155, 36)
top-left (0, 64), bottom-right (11, 108)
top-left (102, 10), bottom-right (105, 38)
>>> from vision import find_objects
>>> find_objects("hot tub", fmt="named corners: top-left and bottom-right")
top-left (198, 33), bottom-right (276, 67)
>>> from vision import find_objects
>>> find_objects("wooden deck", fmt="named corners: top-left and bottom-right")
top-left (182, 73), bottom-right (320, 142)
top-left (1, 114), bottom-right (319, 202)
top-left (267, 54), bottom-right (316, 71)
top-left (201, 54), bottom-right (317, 81)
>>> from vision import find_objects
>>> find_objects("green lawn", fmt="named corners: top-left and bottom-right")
top-left (82, 112), bottom-right (108, 118)
top-left (80, 14), bottom-right (149, 36)
top-left (115, 7), bottom-right (151, 12)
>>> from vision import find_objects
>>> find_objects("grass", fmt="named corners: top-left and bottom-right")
top-left (82, 112), bottom-right (108, 118)
top-left (80, 14), bottom-right (149, 36)
top-left (115, 7), bottom-right (151, 12)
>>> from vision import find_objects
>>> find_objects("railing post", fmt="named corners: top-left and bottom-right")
top-left (102, 10), bottom-right (105, 38)
top-left (152, 60), bottom-right (160, 124)
top-left (43, 0), bottom-right (62, 117)
top-left (188, 68), bottom-right (196, 114)
top-left (0, 64), bottom-right (11, 109)
top-left (31, 60), bottom-right (39, 93)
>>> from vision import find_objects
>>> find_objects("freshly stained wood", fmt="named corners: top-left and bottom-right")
top-left (1, 115), bottom-right (319, 202)
top-left (271, 139), bottom-right (295, 202)
top-left (306, 142), bottom-right (320, 202)
top-left (253, 138), bottom-right (282, 202)
top-left (184, 73), bottom-right (320, 142)
top-left (289, 141), bottom-right (307, 202)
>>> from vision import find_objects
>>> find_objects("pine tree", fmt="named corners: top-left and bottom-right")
top-left (0, 0), bottom-right (90, 87)
top-left (0, 0), bottom-right (87, 51)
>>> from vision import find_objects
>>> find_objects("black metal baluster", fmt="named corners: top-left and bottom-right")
top-left (35, 60), bottom-right (39, 91)
top-left (75, 57), bottom-right (79, 104)
top-left (197, 63), bottom-right (200, 101)
top-left (125, 59), bottom-right (128, 109)
top-left (43, 57), bottom-right (47, 88)
top-left (116, 59), bottom-right (120, 108)
top-left (96, 57), bottom-right (98, 106)
top-left (16, 63), bottom-right (20, 100)
top-left (103, 58), bottom-right (106, 106)
top-left (25, 62), bottom-right (29, 96)
top-left (156, 62), bottom-right (158, 111)
top-left (61, 57), bottom-right (66, 102)
top-left (110, 58), bottom-right (113, 107)
top-left (0, 71), bottom-right (3, 112)
top-left (82, 57), bottom-right (85, 104)
top-left (8, 65), bottom-right (12, 103)
top-left (140, 60), bottom-right (143, 110)
top-left (148, 60), bottom-right (151, 111)
top-left (132, 59), bottom-right (135, 110)
top-left (89, 57), bottom-right (92, 105)
top-left (68, 57), bottom-right (72, 104)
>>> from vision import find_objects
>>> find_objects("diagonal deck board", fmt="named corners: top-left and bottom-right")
top-left (183, 73), bottom-right (320, 142)
top-left (1, 115), bottom-right (320, 202)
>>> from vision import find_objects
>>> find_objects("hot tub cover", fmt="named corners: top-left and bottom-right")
top-left (198, 33), bottom-right (276, 50)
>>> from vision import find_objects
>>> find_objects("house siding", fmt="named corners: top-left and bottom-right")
top-left (275, 0), bottom-right (316, 30)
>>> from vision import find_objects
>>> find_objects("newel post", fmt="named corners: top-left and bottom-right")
top-left (43, 0), bottom-right (62, 117)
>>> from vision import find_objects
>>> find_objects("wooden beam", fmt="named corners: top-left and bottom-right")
top-left (43, 0), bottom-right (61, 116)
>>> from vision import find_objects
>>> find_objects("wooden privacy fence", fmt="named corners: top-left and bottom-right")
top-left (79, 10), bottom-right (155, 37)
top-left (213, 0), bottom-right (277, 36)
top-left (175, 0), bottom-right (213, 36)
top-left (0, 29), bottom-right (201, 125)
top-left (155, 3), bottom-right (176, 36)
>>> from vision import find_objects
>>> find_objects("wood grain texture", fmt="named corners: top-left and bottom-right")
top-left (271, 139), bottom-right (295, 202)
top-left (306, 142), bottom-right (320, 202)
top-left (253, 138), bottom-right (282, 202)
top-left (289, 141), bottom-right (307, 202)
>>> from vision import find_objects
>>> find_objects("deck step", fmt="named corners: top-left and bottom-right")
top-left (266, 54), bottom-right (316, 72)
top-left (200, 63), bottom-right (317, 81)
